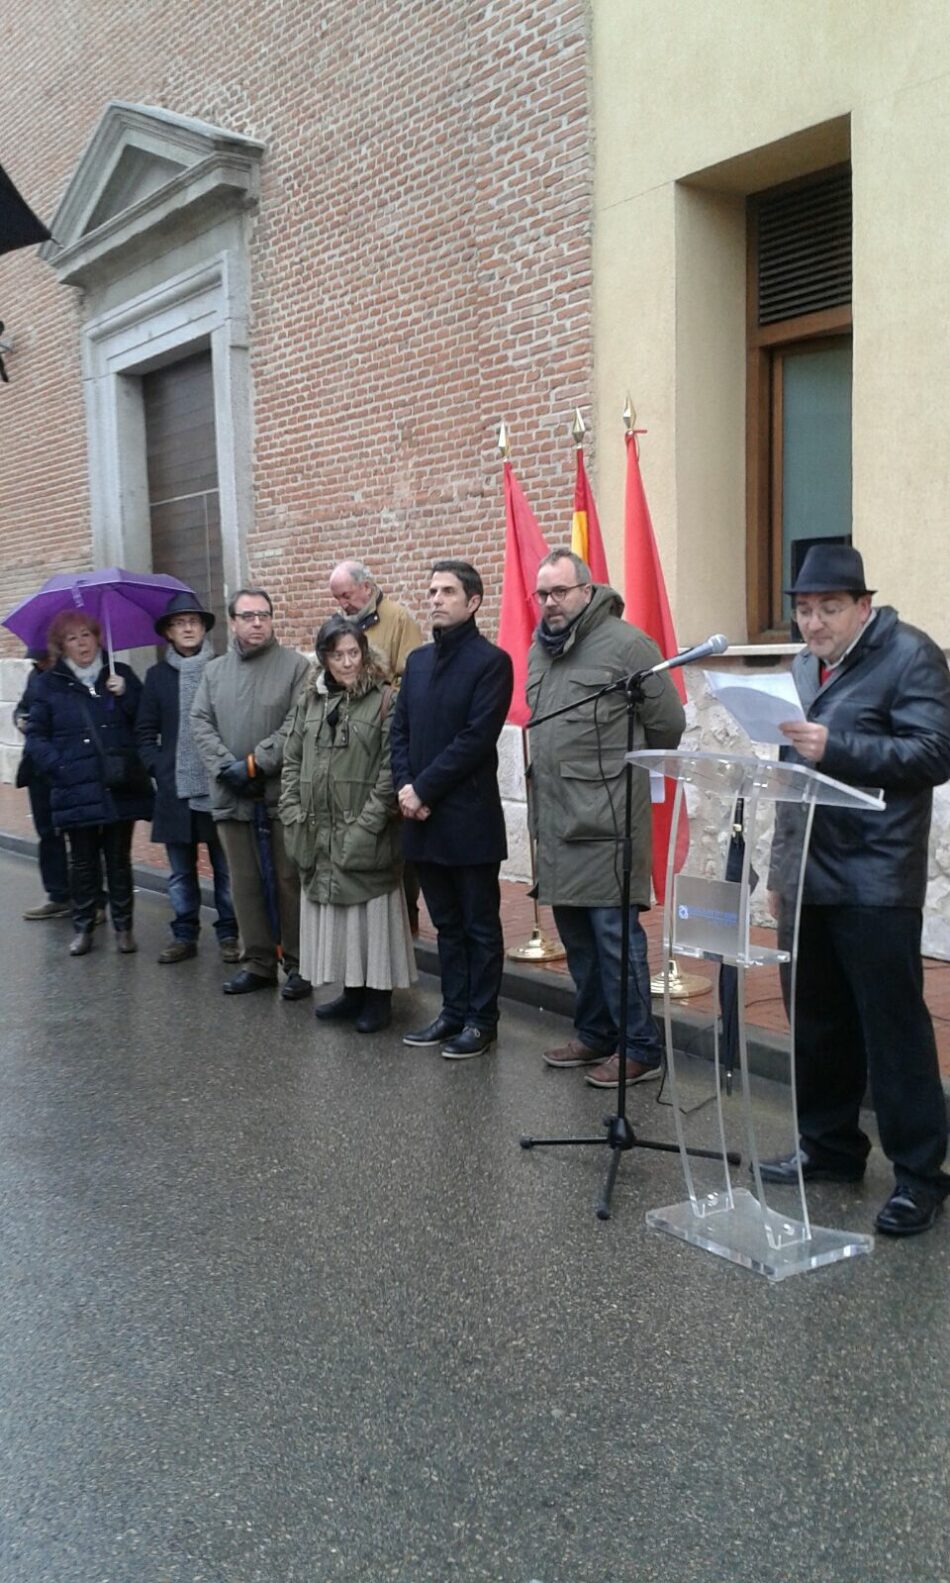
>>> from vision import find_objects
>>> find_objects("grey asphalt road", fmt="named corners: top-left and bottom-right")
top-left (1, 849), bottom-right (947, 1583)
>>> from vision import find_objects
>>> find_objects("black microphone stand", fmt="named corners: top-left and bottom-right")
top-left (519, 668), bottom-right (740, 1221)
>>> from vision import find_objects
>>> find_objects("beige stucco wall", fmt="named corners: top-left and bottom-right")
top-left (592, 0), bottom-right (950, 646)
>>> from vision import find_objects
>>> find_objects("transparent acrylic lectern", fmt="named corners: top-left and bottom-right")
top-left (628, 749), bottom-right (884, 1282)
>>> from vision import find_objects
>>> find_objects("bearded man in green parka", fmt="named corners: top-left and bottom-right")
top-left (527, 549), bottom-right (685, 1089)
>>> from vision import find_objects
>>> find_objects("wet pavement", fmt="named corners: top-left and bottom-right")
top-left (1, 848), bottom-right (948, 1583)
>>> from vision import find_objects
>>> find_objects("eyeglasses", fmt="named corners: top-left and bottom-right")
top-left (233, 610), bottom-right (272, 623)
top-left (793, 601), bottom-right (853, 623)
top-left (535, 585), bottom-right (585, 603)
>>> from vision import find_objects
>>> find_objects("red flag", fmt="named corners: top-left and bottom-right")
top-left (623, 429), bottom-right (688, 901)
top-left (570, 446), bottom-right (610, 584)
top-left (498, 461), bottom-right (550, 727)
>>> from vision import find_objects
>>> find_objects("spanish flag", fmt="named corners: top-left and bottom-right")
top-left (570, 446), bottom-right (610, 584)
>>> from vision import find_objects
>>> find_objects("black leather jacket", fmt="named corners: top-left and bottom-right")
top-left (771, 606), bottom-right (950, 908)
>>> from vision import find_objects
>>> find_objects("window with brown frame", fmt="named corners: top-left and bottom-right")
top-left (746, 166), bottom-right (853, 638)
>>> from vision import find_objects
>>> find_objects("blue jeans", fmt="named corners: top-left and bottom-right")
top-left (166, 819), bottom-right (236, 944)
top-left (553, 905), bottom-right (661, 1066)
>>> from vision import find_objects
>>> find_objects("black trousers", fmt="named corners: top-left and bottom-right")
top-left (27, 779), bottom-right (69, 903)
top-left (415, 861), bottom-right (504, 1031)
top-left (793, 905), bottom-right (947, 1191)
top-left (68, 821), bottom-right (135, 934)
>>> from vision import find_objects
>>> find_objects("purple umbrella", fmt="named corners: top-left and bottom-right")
top-left (3, 567), bottom-right (196, 672)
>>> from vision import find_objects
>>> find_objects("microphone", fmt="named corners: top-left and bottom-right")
top-left (645, 633), bottom-right (729, 676)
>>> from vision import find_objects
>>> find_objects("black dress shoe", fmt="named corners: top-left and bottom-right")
top-left (758, 1147), bottom-right (865, 1185)
top-left (403, 1013), bottom-right (464, 1048)
top-left (874, 1184), bottom-right (942, 1237)
top-left (441, 1024), bottom-right (496, 1060)
top-left (314, 988), bottom-right (364, 1021)
top-left (69, 931), bottom-right (94, 957)
top-left (280, 971), bottom-right (313, 1001)
top-left (355, 989), bottom-right (392, 1033)
top-left (223, 969), bottom-right (276, 995)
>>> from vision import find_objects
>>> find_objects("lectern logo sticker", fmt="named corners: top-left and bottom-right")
top-left (673, 877), bottom-right (742, 958)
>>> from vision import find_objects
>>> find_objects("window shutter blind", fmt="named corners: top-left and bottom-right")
top-left (755, 169), bottom-right (851, 325)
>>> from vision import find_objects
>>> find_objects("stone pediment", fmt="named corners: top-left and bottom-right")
top-left (41, 101), bottom-right (265, 287)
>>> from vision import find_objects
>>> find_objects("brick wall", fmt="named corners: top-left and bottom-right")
top-left (0, 0), bottom-right (594, 653)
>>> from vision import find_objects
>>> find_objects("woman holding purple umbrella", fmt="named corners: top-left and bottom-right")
top-left (25, 610), bottom-right (153, 956)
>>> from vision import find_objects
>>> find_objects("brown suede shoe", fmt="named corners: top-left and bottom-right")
top-left (23, 900), bottom-right (72, 920)
top-left (543, 1039), bottom-right (606, 1069)
top-left (158, 941), bottom-right (198, 964)
top-left (219, 938), bottom-right (242, 964)
top-left (585, 1055), bottom-right (662, 1088)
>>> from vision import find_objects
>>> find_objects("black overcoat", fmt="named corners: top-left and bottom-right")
top-left (135, 655), bottom-right (199, 845)
top-left (389, 618), bottom-right (513, 866)
top-left (25, 659), bottom-right (152, 830)
top-left (771, 605), bottom-right (950, 908)
top-left (14, 667), bottom-right (44, 790)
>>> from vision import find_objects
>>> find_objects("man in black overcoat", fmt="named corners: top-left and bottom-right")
top-left (765, 545), bottom-right (950, 1236)
top-left (15, 647), bottom-right (71, 919)
top-left (136, 592), bottom-right (239, 964)
top-left (390, 560), bottom-right (514, 1058)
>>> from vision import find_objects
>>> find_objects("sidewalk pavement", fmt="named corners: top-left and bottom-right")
top-left (3, 780), bottom-right (949, 1083)
top-left (4, 843), bottom-right (947, 1583)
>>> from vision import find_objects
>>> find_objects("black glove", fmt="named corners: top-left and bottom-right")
top-left (218, 758), bottom-right (260, 796)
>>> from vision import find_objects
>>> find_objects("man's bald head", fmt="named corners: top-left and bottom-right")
top-left (329, 560), bottom-right (376, 615)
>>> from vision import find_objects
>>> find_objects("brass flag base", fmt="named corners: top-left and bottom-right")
top-left (650, 958), bottom-right (712, 999)
top-left (507, 926), bottom-right (566, 963)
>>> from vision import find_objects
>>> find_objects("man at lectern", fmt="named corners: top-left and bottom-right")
top-left (526, 548), bottom-right (685, 1089)
top-left (765, 544), bottom-right (950, 1237)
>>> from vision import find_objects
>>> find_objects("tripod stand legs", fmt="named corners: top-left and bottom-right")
top-left (522, 1108), bottom-right (730, 1220)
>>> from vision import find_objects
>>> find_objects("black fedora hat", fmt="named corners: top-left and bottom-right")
top-left (155, 590), bottom-right (216, 636)
top-left (786, 544), bottom-right (875, 597)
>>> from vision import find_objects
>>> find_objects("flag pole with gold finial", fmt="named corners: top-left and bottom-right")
top-left (499, 420), bottom-right (566, 963)
top-left (625, 392), bottom-right (711, 1000)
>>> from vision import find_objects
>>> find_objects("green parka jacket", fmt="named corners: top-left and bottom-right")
top-left (278, 663), bottom-right (402, 906)
top-left (526, 585), bottom-right (686, 908)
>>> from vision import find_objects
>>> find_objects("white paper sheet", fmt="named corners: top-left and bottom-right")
top-left (703, 669), bottom-right (804, 746)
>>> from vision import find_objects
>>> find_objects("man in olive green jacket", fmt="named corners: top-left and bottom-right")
top-left (191, 587), bottom-right (311, 998)
top-left (527, 550), bottom-right (685, 1088)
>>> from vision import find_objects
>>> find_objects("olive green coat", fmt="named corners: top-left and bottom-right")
top-left (278, 665), bottom-right (402, 906)
top-left (526, 585), bottom-right (686, 908)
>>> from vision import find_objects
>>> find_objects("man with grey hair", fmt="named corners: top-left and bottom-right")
top-left (527, 547), bottom-right (685, 1088)
top-left (328, 560), bottom-right (423, 684)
